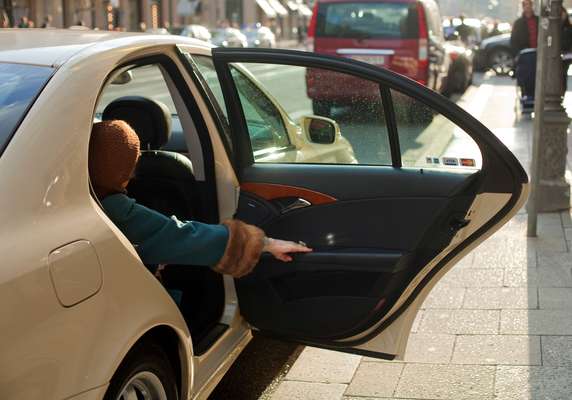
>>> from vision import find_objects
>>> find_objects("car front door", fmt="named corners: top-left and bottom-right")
top-left (185, 47), bottom-right (527, 359)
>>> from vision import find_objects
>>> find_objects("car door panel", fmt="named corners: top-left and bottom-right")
top-left (202, 48), bottom-right (527, 358)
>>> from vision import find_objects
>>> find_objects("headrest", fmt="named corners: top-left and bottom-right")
top-left (102, 96), bottom-right (172, 150)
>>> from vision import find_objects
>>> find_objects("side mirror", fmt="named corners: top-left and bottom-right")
top-left (300, 115), bottom-right (339, 144)
top-left (111, 70), bottom-right (133, 85)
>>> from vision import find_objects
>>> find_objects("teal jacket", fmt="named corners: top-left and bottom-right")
top-left (102, 193), bottom-right (229, 266)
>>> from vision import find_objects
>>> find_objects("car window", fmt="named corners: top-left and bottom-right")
top-left (316, 2), bottom-right (419, 39)
top-left (0, 63), bottom-right (53, 156)
top-left (186, 55), bottom-right (291, 159)
top-left (96, 64), bottom-right (177, 116)
top-left (227, 62), bottom-right (392, 165)
top-left (391, 88), bottom-right (482, 170)
top-left (95, 64), bottom-right (187, 153)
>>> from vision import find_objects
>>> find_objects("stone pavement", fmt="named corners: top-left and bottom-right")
top-left (269, 74), bottom-right (572, 400)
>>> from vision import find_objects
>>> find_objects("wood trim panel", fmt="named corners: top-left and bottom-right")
top-left (241, 182), bottom-right (337, 205)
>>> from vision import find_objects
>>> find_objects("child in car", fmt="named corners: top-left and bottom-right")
top-left (89, 120), bottom-right (311, 278)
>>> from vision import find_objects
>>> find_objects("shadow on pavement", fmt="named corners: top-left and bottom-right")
top-left (209, 334), bottom-right (303, 400)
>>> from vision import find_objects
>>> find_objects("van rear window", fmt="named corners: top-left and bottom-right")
top-left (316, 2), bottom-right (419, 39)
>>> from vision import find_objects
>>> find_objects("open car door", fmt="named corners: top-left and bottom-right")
top-left (185, 48), bottom-right (528, 359)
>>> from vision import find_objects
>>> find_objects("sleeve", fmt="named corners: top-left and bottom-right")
top-left (102, 194), bottom-right (229, 266)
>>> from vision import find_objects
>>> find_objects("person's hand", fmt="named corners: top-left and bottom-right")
top-left (263, 238), bottom-right (312, 262)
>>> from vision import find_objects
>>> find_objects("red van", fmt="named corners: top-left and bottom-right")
top-left (306, 0), bottom-right (450, 114)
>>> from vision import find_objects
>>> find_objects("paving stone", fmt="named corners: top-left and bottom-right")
top-left (285, 347), bottom-right (361, 384)
top-left (537, 266), bottom-right (572, 287)
top-left (439, 269), bottom-right (504, 288)
top-left (471, 238), bottom-right (535, 269)
top-left (419, 309), bottom-right (499, 334)
top-left (537, 252), bottom-right (572, 269)
top-left (395, 364), bottom-right (495, 400)
top-left (451, 335), bottom-right (541, 365)
top-left (463, 287), bottom-right (537, 309)
top-left (501, 310), bottom-right (572, 334)
top-left (495, 366), bottom-right (572, 400)
top-left (565, 227), bottom-right (572, 241)
top-left (539, 288), bottom-right (572, 308)
top-left (542, 336), bottom-right (572, 366)
top-left (402, 333), bottom-right (456, 364)
top-left (344, 362), bottom-right (403, 398)
top-left (421, 286), bottom-right (465, 309)
top-left (503, 268), bottom-right (538, 287)
top-left (453, 252), bottom-right (475, 268)
top-left (271, 381), bottom-right (347, 400)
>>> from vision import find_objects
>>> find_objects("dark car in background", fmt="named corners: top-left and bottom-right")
top-left (474, 33), bottom-right (514, 74)
top-left (306, 0), bottom-right (450, 115)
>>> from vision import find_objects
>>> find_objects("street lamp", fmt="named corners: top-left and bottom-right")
top-left (528, 0), bottom-right (571, 236)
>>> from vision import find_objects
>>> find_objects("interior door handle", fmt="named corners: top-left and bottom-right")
top-left (277, 197), bottom-right (312, 214)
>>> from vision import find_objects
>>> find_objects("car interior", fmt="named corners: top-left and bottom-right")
top-left (92, 62), bottom-right (228, 355)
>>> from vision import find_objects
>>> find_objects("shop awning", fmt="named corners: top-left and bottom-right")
top-left (286, 1), bottom-right (298, 11)
top-left (268, 0), bottom-right (289, 16)
top-left (256, 0), bottom-right (277, 17)
top-left (298, 3), bottom-right (312, 16)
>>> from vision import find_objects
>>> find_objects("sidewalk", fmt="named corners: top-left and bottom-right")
top-left (269, 74), bottom-right (572, 400)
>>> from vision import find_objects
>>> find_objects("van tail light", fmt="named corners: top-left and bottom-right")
top-left (306, 2), bottom-right (318, 51)
top-left (416, 2), bottom-right (429, 85)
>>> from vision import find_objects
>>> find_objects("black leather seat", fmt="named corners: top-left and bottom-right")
top-left (102, 96), bottom-right (199, 220)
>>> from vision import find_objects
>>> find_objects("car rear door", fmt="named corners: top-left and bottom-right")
top-left (185, 47), bottom-right (527, 359)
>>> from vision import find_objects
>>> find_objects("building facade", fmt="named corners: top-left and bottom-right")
top-left (1, 0), bottom-right (312, 38)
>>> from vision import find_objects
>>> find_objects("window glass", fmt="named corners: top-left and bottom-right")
top-left (228, 62), bottom-right (392, 165)
top-left (391, 89), bottom-right (482, 170)
top-left (316, 2), bottom-right (419, 39)
top-left (0, 63), bottom-right (53, 156)
top-left (96, 65), bottom-right (177, 115)
top-left (230, 66), bottom-right (290, 154)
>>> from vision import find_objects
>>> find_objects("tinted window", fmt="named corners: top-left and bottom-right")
top-left (316, 2), bottom-right (419, 39)
top-left (0, 63), bottom-right (52, 155)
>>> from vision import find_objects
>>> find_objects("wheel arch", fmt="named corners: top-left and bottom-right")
top-left (109, 324), bottom-right (193, 400)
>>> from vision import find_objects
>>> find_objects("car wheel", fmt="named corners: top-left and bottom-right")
top-left (104, 341), bottom-right (178, 400)
top-left (312, 100), bottom-right (332, 116)
top-left (488, 48), bottom-right (514, 75)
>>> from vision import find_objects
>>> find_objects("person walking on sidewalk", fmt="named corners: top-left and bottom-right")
top-left (511, 0), bottom-right (538, 53)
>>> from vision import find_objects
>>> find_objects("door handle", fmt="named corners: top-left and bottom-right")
top-left (280, 198), bottom-right (311, 214)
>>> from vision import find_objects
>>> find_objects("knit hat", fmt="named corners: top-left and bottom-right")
top-left (89, 120), bottom-right (140, 199)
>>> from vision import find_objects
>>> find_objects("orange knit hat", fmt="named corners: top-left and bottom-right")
top-left (89, 120), bottom-right (140, 199)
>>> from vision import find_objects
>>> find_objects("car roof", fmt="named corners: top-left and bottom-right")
top-left (0, 29), bottom-right (211, 67)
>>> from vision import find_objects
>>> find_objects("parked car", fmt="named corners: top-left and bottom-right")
top-left (0, 29), bottom-right (527, 400)
top-left (242, 25), bottom-right (276, 48)
top-left (474, 33), bottom-right (514, 74)
top-left (443, 38), bottom-right (475, 95)
top-left (210, 27), bottom-right (248, 47)
top-left (306, 0), bottom-right (451, 115)
top-left (179, 24), bottom-right (212, 43)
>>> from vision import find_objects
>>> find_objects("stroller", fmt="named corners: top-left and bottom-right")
top-left (514, 48), bottom-right (537, 113)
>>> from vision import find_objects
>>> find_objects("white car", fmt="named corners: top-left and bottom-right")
top-left (0, 30), bottom-right (527, 400)
top-left (210, 27), bottom-right (248, 48)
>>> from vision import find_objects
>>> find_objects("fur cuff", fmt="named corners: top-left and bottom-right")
top-left (213, 219), bottom-right (265, 278)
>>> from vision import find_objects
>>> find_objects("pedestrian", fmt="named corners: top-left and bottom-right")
top-left (89, 120), bottom-right (312, 278)
top-left (455, 15), bottom-right (473, 45)
top-left (17, 16), bottom-right (30, 28)
top-left (41, 15), bottom-right (52, 28)
top-left (510, 0), bottom-right (538, 53)
top-left (0, 10), bottom-right (9, 28)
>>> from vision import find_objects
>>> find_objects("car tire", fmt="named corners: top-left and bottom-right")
top-left (104, 340), bottom-right (178, 400)
top-left (312, 100), bottom-right (332, 116)
top-left (488, 48), bottom-right (514, 75)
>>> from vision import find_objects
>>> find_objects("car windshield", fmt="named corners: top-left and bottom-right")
top-left (0, 63), bottom-right (53, 156)
top-left (316, 2), bottom-right (419, 39)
